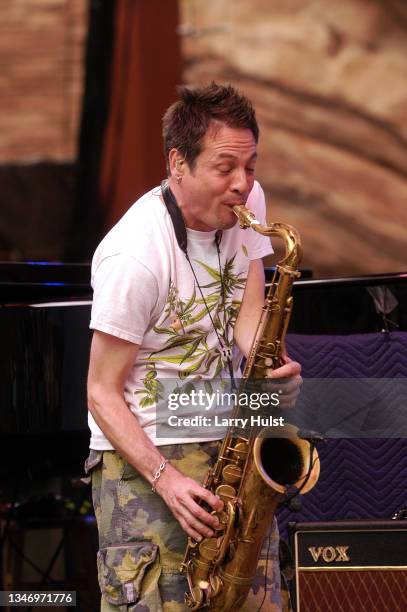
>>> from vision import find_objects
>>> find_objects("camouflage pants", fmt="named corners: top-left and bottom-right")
top-left (85, 442), bottom-right (282, 611)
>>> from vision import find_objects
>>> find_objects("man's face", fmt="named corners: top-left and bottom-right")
top-left (176, 123), bottom-right (257, 231)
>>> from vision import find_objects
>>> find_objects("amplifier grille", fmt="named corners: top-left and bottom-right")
top-left (298, 570), bottom-right (407, 612)
top-left (291, 521), bottom-right (407, 612)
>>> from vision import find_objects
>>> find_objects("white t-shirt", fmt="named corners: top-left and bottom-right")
top-left (89, 181), bottom-right (273, 447)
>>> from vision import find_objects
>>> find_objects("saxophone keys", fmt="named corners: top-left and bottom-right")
top-left (230, 441), bottom-right (248, 460)
top-left (199, 537), bottom-right (219, 561)
top-left (222, 463), bottom-right (242, 484)
top-left (215, 483), bottom-right (236, 503)
top-left (212, 509), bottom-right (229, 531)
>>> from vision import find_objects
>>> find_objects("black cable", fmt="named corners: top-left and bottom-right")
top-left (215, 237), bottom-right (236, 391)
top-left (283, 443), bottom-right (317, 509)
top-left (255, 530), bottom-right (273, 612)
top-left (280, 568), bottom-right (294, 612)
top-left (185, 250), bottom-right (235, 387)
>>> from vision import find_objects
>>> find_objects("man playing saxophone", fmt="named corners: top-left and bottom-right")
top-left (86, 82), bottom-right (302, 611)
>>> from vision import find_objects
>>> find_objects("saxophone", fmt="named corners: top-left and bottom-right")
top-left (180, 205), bottom-right (320, 610)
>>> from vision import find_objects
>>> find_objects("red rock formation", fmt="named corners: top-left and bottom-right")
top-left (180, 0), bottom-right (407, 277)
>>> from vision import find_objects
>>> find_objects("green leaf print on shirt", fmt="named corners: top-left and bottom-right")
top-left (133, 365), bottom-right (164, 408)
top-left (134, 255), bottom-right (246, 404)
top-left (154, 256), bottom-right (244, 372)
top-left (195, 254), bottom-right (245, 298)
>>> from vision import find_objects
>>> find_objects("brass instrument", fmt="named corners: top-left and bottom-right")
top-left (180, 205), bottom-right (320, 610)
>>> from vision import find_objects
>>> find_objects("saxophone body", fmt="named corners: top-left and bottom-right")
top-left (180, 206), bottom-right (320, 611)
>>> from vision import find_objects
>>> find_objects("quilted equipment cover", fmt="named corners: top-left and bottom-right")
top-left (277, 332), bottom-right (407, 534)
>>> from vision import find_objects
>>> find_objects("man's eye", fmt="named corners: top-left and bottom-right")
top-left (246, 167), bottom-right (255, 174)
top-left (218, 167), bottom-right (232, 174)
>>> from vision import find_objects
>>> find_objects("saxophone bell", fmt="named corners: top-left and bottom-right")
top-left (253, 424), bottom-right (320, 497)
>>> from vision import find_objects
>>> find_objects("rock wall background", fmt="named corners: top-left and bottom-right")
top-left (0, 0), bottom-right (87, 162)
top-left (0, 1), bottom-right (87, 260)
top-left (179, 0), bottom-right (407, 277)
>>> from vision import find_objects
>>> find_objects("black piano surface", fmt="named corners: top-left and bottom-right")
top-left (0, 262), bottom-right (93, 477)
top-left (1, 262), bottom-right (407, 478)
top-left (272, 269), bottom-right (407, 334)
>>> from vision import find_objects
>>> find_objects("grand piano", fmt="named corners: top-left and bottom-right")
top-left (1, 261), bottom-right (406, 480)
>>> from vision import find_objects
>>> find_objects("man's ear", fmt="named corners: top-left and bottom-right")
top-left (168, 149), bottom-right (185, 176)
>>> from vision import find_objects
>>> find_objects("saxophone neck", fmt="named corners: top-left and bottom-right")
top-left (232, 205), bottom-right (302, 269)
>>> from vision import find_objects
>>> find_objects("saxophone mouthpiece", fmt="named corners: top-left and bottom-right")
top-left (232, 205), bottom-right (259, 230)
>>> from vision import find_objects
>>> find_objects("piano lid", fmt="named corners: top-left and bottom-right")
top-left (0, 260), bottom-right (92, 304)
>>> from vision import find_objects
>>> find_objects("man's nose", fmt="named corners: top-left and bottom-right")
top-left (231, 168), bottom-right (250, 197)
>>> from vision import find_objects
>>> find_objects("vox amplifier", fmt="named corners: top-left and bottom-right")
top-left (289, 520), bottom-right (407, 612)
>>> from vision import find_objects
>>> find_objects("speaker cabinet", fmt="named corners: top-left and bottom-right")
top-left (290, 521), bottom-right (407, 612)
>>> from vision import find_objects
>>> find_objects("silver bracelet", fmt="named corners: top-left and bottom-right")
top-left (151, 459), bottom-right (168, 493)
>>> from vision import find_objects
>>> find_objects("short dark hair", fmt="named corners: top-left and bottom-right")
top-left (162, 82), bottom-right (259, 174)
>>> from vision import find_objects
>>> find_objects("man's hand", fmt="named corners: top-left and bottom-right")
top-left (265, 353), bottom-right (302, 409)
top-left (155, 463), bottom-right (224, 541)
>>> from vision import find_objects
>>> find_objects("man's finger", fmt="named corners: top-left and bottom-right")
top-left (264, 375), bottom-right (303, 395)
top-left (192, 485), bottom-right (224, 512)
top-left (176, 500), bottom-right (215, 539)
top-left (177, 515), bottom-right (204, 542)
top-left (267, 360), bottom-right (301, 378)
top-left (184, 496), bottom-right (220, 530)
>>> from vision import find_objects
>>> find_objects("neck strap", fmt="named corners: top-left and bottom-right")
top-left (161, 180), bottom-right (188, 255)
top-left (161, 179), bottom-right (222, 255)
